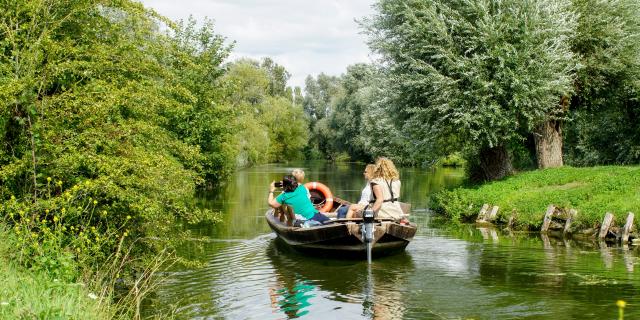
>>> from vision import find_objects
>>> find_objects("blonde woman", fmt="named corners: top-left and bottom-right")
top-left (340, 164), bottom-right (376, 218)
top-left (369, 157), bottom-right (403, 220)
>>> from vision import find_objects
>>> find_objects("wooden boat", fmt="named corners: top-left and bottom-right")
top-left (265, 200), bottom-right (417, 259)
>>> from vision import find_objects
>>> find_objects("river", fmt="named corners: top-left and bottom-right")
top-left (145, 161), bottom-right (640, 319)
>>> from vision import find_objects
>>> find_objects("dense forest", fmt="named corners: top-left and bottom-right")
top-left (1, 0), bottom-right (639, 316)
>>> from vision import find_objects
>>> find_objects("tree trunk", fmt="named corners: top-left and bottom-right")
top-left (478, 145), bottom-right (513, 181)
top-left (534, 119), bottom-right (563, 169)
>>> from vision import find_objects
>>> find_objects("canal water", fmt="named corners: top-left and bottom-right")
top-left (147, 162), bottom-right (640, 319)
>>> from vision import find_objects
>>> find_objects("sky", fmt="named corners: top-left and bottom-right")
top-left (138, 0), bottom-right (376, 89)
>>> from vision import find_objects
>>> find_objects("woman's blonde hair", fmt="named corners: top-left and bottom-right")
top-left (291, 168), bottom-right (305, 182)
top-left (364, 164), bottom-right (376, 180)
top-left (373, 157), bottom-right (399, 181)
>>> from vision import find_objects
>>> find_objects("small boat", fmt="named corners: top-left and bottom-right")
top-left (265, 199), bottom-right (417, 259)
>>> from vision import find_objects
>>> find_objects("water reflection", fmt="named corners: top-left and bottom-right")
top-left (266, 238), bottom-right (415, 319)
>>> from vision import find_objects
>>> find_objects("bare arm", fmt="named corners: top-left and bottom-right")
top-left (371, 184), bottom-right (384, 213)
top-left (268, 181), bottom-right (282, 208)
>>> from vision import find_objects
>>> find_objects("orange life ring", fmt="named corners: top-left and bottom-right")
top-left (304, 182), bottom-right (334, 213)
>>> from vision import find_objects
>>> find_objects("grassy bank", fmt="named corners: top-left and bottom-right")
top-left (431, 166), bottom-right (640, 230)
top-left (0, 228), bottom-right (112, 319)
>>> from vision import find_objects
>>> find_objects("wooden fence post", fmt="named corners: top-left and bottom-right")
top-left (541, 205), bottom-right (555, 232)
top-left (486, 206), bottom-right (499, 222)
top-left (476, 204), bottom-right (489, 222)
top-left (599, 213), bottom-right (614, 239)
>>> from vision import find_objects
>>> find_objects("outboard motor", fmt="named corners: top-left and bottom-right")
top-left (362, 207), bottom-right (375, 263)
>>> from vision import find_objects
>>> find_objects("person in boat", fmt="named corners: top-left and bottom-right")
top-left (268, 175), bottom-right (331, 226)
top-left (337, 164), bottom-right (376, 218)
top-left (348, 157), bottom-right (404, 221)
top-left (291, 168), bottom-right (311, 198)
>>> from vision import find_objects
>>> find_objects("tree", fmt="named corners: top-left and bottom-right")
top-left (302, 73), bottom-right (343, 158)
top-left (564, 0), bottom-right (640, 165)
top-left (222, 59), bottom-right (308, 165)
top-left (261, 57), bottom-right (291, 98)
top-left (302, 73), bottom-right (342, 122)
top-left (364, 0), bottom-right (576, 180)
top-left (0, 0), bottom-right (231, 277)
top-left (328, 63), bottom-right (377, 162)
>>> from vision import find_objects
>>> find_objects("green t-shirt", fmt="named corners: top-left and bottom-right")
top-left (276, 185), bottom-right (317, 219)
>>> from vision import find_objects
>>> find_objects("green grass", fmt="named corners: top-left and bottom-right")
top-left (0, 229), bottom-right (112, 320)
top-left (431, 166), bottom-right (640, 230)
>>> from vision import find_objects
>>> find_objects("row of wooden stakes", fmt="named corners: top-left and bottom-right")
top-left (475, 203), bottom-right (636, 244)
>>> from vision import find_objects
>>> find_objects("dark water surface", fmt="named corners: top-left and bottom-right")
top-left (147, 162), bottom-right (640, 319)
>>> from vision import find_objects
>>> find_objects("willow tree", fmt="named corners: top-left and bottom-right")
top-left (565, 0), bottom-right (640, 165)
top-left (364, 0), bottom-right (576, 180)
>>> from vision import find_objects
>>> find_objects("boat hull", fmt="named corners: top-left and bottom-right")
top-left (265, 209), bottom-right (416, 259)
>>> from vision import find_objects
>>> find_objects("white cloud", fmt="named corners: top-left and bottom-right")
top-left (138, 0), bottom-right (375, 88)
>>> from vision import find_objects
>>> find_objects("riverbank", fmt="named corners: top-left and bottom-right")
top-left (431, 166), bottom-right (640, 230)
top-left (0, 228), bottom-right (112, 319)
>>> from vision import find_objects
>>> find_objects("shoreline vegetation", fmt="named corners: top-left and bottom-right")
top-left (0, 228), bottom-right (112, 319)
top-left (432, 166), bottom-right (640, 235)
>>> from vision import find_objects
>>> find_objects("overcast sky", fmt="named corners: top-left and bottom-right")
top-left (138, 0), bottom-right (375, 89)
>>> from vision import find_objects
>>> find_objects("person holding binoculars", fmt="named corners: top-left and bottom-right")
top-left (268, 175), bottom-right (330, 226)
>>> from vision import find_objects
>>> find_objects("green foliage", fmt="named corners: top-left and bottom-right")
top-left (223, 59), bottom-right (309, 166)
top-left (438, 153), bottom-right (466, 167)
top-left (302, 73), bottom-right (343, 159)
top-left (0, 4), bottom-right (291, 318)
top-left (328, 64), bottom-right (378, 162)
top-left (163, 17), bottom-right (237, 183)
top-left (565, 0), bottom-right (640, 165)
top-left (431, 166), bottom-right (640, 229)
top-left (302, 64), bottom-right (414, 164)
top-left (363, 0), bottom-right (577, 167)
top-left (303, 73), bottom-right (342, 122)
top-left (0, 0), bottom-right (225, 275)
top-left (0, 228), bottom-right (111, 319)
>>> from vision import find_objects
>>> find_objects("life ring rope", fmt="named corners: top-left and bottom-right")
top-left (304, 181), bottom-right (334, 213)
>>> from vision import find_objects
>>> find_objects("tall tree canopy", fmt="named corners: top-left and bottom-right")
top-left (223, 59), bottom-right (308, 166)
top-left (363, 0), bottom-right (577, 180)
top-left (565, 0), bottom-right (640, 165)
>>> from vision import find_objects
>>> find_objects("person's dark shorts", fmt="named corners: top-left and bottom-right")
top-left (336, 206), bottom-right (349, 219)
top-left (310, 212), bottom-right (331, 224)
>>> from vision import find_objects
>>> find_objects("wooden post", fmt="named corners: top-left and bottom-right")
top-left (598, 212), bottom-right (614, 239)
top-left (476, 204), bottom-right (489, 222)
top-left (541, 205), bottom-right (555, 232)
top-left (621, 212), bottom-right (634, 244)
top-left (486, 206), bottom-right (499, 222)
top-left (563, 209), bottom-right (576, 235)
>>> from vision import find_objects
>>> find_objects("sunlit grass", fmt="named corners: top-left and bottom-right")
top-left (431, 166), bottom-right (640, 229)
top-left (0, 228), bottom-right (111, 319)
